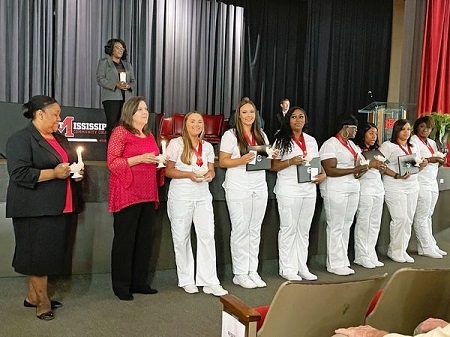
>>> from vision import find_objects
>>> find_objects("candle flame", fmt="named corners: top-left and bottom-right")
top-left (77, 146), bottom-right (83, 153)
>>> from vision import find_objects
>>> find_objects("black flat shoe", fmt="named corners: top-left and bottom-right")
top-left (130, 285), bottom-right (158, 295)
top-left (36, 310), bottom-right (54, 321)
top-left (24, 299), bottom-right (62, 309)
top-left (115, 292), bottom-right (134, 301)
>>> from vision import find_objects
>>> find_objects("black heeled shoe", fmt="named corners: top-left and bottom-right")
top-left (24, 299), bottom-right (62, 309)
top-left (36, 310), bottom-right (54, 321)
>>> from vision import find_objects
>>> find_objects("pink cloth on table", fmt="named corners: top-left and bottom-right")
top-left (45, 137), bottom-right (73, 213)
top-left (107, 126), bottom-right (163, 212)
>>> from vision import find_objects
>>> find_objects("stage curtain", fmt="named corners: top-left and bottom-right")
top-left (0, 1), bottom-right (54, 103)
top-left (1, 0), bottom-right (244, 117)
top-left (418, 0), bottom-right (450, 115)
top-left (224, 0), bottom-right (393, 144)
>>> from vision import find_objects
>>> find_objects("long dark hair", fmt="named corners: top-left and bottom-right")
top-left (274, 106), bottom-right (308, 156)
top-left (390, 119), bottom-right (413, 147)
top-left (233, 98), bottom-right (265, 156)
top-left (104, 38), bottom-right (128, 60)
top-left (356, 122), bottom-right (379, 150)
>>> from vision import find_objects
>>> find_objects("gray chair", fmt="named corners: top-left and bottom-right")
top-left (221, 274), bottom-right (387, 337)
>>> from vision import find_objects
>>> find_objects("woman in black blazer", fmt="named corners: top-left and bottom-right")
top-left (6, 95), bottom-right (84, 320)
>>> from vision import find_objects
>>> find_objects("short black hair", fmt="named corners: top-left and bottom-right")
top-left (22, 95), bottom-right (58, 119)
top-left (104, 38), bottom-right (128, 60)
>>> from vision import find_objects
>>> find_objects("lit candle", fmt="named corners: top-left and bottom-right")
top-left (161, 140), bottom-right (166, 155)
top-left (76, 146), bottom-right (84, 163)
top-left (119, 72), bottom-right (126, 83)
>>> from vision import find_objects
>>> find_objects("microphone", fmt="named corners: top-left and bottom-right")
top-left (367, 90), bottom-right (378, 107)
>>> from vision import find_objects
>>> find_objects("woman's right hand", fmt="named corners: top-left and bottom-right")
top-left (54, 163), bottom-right (71, 179)
top-left (116, 81), bottom-right (129, 90)
top-left (240, 152), bottom-right (256, 165)
top-left (140, 153), bottom-right (159, 164)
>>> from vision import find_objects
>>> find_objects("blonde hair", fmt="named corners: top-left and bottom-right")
top-left (180, 111), bottom-right (205, 165)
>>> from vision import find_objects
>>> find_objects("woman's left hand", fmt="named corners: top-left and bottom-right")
top-left (312, 172), bottom-right (326, 185)
top-left (203, 170), bottom-right (215, 182)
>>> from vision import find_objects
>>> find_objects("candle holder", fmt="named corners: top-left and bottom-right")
top-left (70, 147), bottom-right (84, 179)
top-left (303, 154), bottom-right (313, 166)
top-left (156, 154), bottom-right (167, 168)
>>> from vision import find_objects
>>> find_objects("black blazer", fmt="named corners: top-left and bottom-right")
top-left (6, 122), bottom-right (83, 218)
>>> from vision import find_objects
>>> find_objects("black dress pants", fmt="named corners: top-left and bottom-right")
top-left (102, 100), bottom-right (124, 142)
top-left (111, 202), bottom-right (156, 296)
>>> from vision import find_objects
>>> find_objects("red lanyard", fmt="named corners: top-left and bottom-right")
top-left (419, 136), bottom-right (435, 155)
top-left (397, 142), bottom-right (412, 155)
top-left (245, 132), bottom-right (256, 146)
top-left (192, 142), bottom-right (203, 167)
top-left (335, 134), bottom-right (357, 162)
top-left (292, 134), bottom-right (307, 156)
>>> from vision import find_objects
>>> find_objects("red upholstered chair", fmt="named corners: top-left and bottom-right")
top-left (159, 116), bottom-right (173, 143)
top-left (203, 114), bottom-right (224, 144)
top-left (172, 113), bottom-right (185, 137)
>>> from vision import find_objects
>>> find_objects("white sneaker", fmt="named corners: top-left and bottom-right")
top-left (282, 274), bottom-right (302, 281)
top-left (233, 275), bottom-right (257, 289)
top-left (354, 259), bottom-right (376, 269)
top-left (248, 272), bottom-right (267, 288)
top-left (421, 250), bottom-right (443, 259)
top-left (403, 253), bottom-right (415, 263)
top-left (372, 260), bottom-right (384, 267)
top-left (387, 253), bottom-right (406, 263)
top-left (182, 285), bottom-right (199, 294)
top-left (327, 267), bottom-right (354, 276)
top-left (436, 247), bottom-right (447, 256)
top-left (298, 270), bottom-right (318, 281)
top-left (203, 285), bottom-right (228, 296)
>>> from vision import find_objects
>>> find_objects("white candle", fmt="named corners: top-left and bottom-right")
top-left (76, 146), bottom-right (84, 163)
top-left (161, 140), bottom-right (166, 155)
top-left (119, 72), bottom-right (126, 82)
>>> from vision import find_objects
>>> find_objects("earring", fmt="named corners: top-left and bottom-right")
top-left (343, 129), bottom-right (350, 138)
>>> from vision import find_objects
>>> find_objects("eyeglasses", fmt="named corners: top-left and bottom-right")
top-left (114, 46), bottom-right (125, 51)
top-left (345, 125), bottom-right (357, 130)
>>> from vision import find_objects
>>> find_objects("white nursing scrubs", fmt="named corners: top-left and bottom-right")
top-left (411, 135), bottom-right (440, 254)
top-left (273, 133), bottom-right (318, 277)
top-left (166, 137), bottom-right (220, 287)
top-left (379, 141), bottom-right (420, 261)
top-left (319, 137), bottom-right (360, 269)
top-left (220, 129), bottom-right (269, 275)
top-left (354, 147), bottom-right (385, 265)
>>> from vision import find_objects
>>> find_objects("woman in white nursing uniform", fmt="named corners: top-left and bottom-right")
top-left (165, 112), bottom-right (228, 296)
top-left (219, 98), bottom-right (270, 289)
top-left (353, 122), bottom-right (387, 268)
top-left (272, 107), bottom-right (326, 281)
top-left (319, 114), bottom-right (368, 276)
top-left (411, 115), bottom-right (447, 258)
top-left (380, 119), bottom-right (425, 263)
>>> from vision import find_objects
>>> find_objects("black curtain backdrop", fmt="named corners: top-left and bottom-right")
top-left (222, 0), bottom-right (392, 144)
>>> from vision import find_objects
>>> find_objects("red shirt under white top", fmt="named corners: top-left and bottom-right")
top-left (107, 126), bottom-right (163, 212)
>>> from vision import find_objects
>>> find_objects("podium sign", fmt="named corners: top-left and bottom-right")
top-left (358, 102), bottom-right (416, 142)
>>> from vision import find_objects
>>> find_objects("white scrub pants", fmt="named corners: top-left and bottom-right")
top-left (167, 197), bottom-right (220, 287)
top-left (413, 188), bottom-right (439, 254)
top-left (225, 188), bottom-right (268, 275)
top-left (354, 195), bottom-right (384, 263)
top-left (323, 190), bottom-right (359, 269)
top-left (384, 189), bottom-right (419, 260)
top-left (276, 195), bottom-right (316, 276)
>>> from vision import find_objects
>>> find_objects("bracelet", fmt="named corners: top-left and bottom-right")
top-left (394, 173), bottom-right (399, 179)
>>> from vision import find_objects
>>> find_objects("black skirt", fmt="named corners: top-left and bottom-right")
top-left (12, 214), bottom-right (77, 276)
